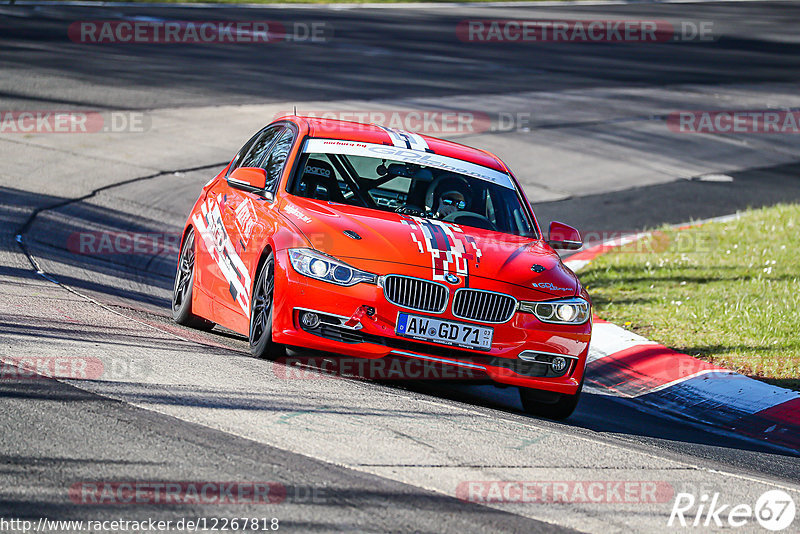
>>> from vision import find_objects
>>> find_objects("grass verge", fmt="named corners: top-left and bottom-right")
top-left (580, 203), bottom-right (800, 391)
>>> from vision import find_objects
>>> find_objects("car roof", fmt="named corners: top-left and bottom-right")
top-left (276, 115), bottom-right (508, 173)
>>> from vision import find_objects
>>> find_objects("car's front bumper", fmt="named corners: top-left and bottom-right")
top-left (271, 249), bottom-right (591, 395)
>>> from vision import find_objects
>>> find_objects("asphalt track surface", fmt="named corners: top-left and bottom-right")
top-left (1, 2), bottom-right (800, 533)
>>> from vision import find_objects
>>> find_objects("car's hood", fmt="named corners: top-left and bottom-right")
top-left (280, 196), bottom-right (579, 299)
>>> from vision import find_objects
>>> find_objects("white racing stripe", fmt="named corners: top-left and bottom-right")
top-left (192, 196), bottom-right (252, 316)
top-left (375, 125), bottom-right (430, 152)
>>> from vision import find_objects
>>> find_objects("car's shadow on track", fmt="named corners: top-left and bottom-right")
top-left (261, 349), bottom-right (800, 465)
top-left (356, 374), bottom-right (800, 482)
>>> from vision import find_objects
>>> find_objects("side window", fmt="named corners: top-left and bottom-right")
top-left (236, 126), bottom-right (283, 171)
top-left (263, 129), bottom-right (295, 192)
top-left (295, 154), bottom-right (357, 203)
top-left (227, 133), bottom-right (259, 175)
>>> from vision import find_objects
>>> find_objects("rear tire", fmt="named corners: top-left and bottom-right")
top-left (249, 252), bottom-right (285, 360)
top-left (172, 227), bottom-right (215, 330)
top-left (519, 379), bottom-right (583, 420)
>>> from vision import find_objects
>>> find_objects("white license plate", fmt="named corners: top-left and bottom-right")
top-left (396, 313), bottom-right (493, 351)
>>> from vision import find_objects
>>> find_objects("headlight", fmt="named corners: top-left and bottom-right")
top-left (518, 297), bottom-right (590, 325)
top-left (288, 248), bottom-right (377, 286)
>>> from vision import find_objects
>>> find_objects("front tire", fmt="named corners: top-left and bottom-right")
top-left (519, 379), bottom-right (583, 420)
top-left (172, 227), bottom-right (215, 330)
top-left (249, 252), bottom-right (284, 360)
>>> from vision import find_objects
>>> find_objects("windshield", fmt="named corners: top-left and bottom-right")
top-left (289, 140), bottom-right (537, 237)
